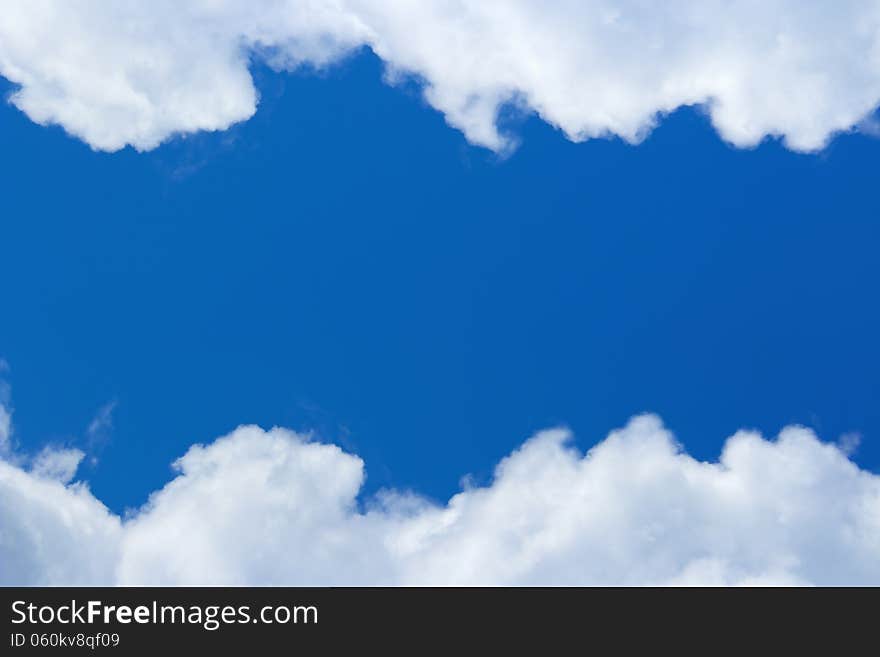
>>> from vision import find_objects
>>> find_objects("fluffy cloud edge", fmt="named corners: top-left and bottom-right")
top-left (3, 2), bottom-right (880, 153)
top-left (1, 410), bottom-right (878, 586)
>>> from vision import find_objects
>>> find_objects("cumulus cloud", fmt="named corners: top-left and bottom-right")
top-left (1, 415), bottom-right (878, 586)
top-left (0, 459), bottom-right (121, 585)
top-left (3, 2), bottom-right (880, 152)
top-left (0, 0), bottom-right (366, 151)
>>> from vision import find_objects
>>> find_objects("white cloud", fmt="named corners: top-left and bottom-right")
top-left (838, 431), bottom-right (862, 456)
top-left (30, 446), bottom-right (85, 484)
top-left (0, 405), bottom-right (11, 456)
top-left (0, 458), bottom-right (121, 585)
top-left (0, 0), bottom-right (366, 151)
top-left (1, 415), bottom-right (878, 586)
top-left (86, 400), bottom-right (116, 445)
top-left (0, 367), bottom-right (85, 484)
top-left (0, 364), bottom-right (12, 456)
top-left (3, 2), bottom-right (880, 152)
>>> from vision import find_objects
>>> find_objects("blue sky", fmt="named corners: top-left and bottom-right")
top-left (2, 51), bottom-right (878, 514)
top-left (2, 3), bottom-right (880, 586)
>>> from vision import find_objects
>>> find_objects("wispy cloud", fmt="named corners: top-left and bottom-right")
top-left (0, 360), bottom-right (12, 455)
top-left (86, 401), bottom-right (117, 447)
top-left (0, 361), bottom-right (88, 482)
top-left (30, 446), bottom-right (85, 484)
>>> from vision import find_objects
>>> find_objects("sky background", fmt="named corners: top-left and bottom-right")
top-left (1, 51), bottom-right (878, 515)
